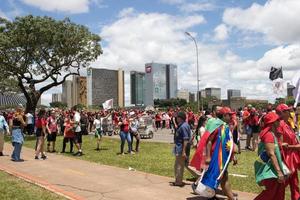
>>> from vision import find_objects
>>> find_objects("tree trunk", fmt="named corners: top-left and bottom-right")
top-left (25, 91), bottom-right (41, 114)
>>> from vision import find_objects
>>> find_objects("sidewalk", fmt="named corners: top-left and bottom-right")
top-left (0, 144), bottom-right (256, 200)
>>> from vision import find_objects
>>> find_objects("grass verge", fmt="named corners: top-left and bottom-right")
top-left (0, 170), bottom-right (66, 200)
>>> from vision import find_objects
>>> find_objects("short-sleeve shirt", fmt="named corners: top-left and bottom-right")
top-left (35, 117), bottom-right (46, 129)
top-left (47, 117), bottom-right (58, 133)
top-left (260, 131), bottom-right (275, 143)
top-left (175, 122), bottom-right (191, 143)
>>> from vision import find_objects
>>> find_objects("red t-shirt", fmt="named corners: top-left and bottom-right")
top-left (64, 122), bottom-right (74, 138)
top-left (260, 131), bottom-right (275, 143)
top-left (35, 117), bottom-right (46, 129)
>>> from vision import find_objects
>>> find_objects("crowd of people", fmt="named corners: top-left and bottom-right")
top-left (0, 103), bottom-right (300, 200)
top-left (171, 103), bottom-right (300, 200)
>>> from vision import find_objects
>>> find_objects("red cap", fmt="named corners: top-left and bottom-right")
top-left (276, 104), bottom-right (292, 113)
top-left (264, 112), bottom-right (279, 125)
top-left (218, 107), bottom-right (234, 115)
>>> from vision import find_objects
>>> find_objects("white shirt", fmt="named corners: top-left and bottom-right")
top-left (26, 113), bottom-right (34, 124)
top-left (93, 119), bottom-right (101, 130)
top-left (74, 112), bottom-right (81, 132)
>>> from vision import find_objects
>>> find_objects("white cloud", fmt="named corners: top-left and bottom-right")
top-left (118, 7), bottom-right (136, 18)
top-left (0, 10), bottom-right (8, 19)
top-left (160, 0), bottom-right (185, 5)
top-left (223, 0), bottom-right (300, 44)
top-left (92, 10), bottom-right (300, 103)
top-left (213, 24), bottom-right (229, 41)
top-left (21, 0), bottom-right (100, 14)
top-left (179, 2), bottom-right (215, 13)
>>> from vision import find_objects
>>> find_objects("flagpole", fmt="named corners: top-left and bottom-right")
top-left (294, 86), bottom-right (300, 108)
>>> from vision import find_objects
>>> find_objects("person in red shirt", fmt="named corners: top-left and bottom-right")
top-left (276, 104), bottom-right (300, 200)
top-left (46, 111), bottom-right (58, 153)
top-left (249, 108), bottom-right (260, 151)
top-left (61, 116), bottom-right (75, 153)
top-left (155, 112), bottom-right (162, 131)
top-left (118, 116), bottom-right (133, 155)
top-left (254, 112), bottom-right (286, 200)
top-left (35, 109), bottom-right (47, 160)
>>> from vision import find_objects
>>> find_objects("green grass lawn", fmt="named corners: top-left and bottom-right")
top-left (6, 135), bottom-right (298, 198)
top-left (0, 170), bottom-right (66, 200)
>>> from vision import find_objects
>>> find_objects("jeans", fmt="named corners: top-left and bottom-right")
top-left (120, 131), bottom-right (131, 153)
top-left (11, 142), bottom-right (22, 161)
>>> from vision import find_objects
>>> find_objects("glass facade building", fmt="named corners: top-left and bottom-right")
top-left (144, 63), bottom-right (178, 106)
top-left (130, 71), bottom-right (145, 105)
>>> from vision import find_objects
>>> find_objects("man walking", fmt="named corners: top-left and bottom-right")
top-left (0, 112), bottom-right (10, 156)
top-left (172, 111), bottom-right (191, 187)
top-left (73, 108), bottom-right (83, 156)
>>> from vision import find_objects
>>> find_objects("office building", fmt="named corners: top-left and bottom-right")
top-left (189, 93), bottom-right (195, 103)
top-left (52, 93), bottom-right (62, 102)
top-left (227, 89), bottom-right (241, 100)
top-left (87, 68), bottom-right (124, 107)
top-left (62, 80), bottom-right (73, 108)
top-left (144, 63), bottom-right (178, 105)
top-left (177, 89), bottom-right (190, 103)
top-left (130, 71), bottom-right (145, 105)
top-left (205, 88), bottom-right (221, 99)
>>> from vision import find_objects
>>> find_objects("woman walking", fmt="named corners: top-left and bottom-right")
top-left (254, 112), bottom-right (288, 200)
top-left (119, 116), bottom-right (133, 155)
top-left (9, 105), bottom-right (26, 162)
top-left (35, 109), bottom-right (47, 160)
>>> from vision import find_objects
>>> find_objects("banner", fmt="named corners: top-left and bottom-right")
top-left (102, 99), bottom-right (113, 110)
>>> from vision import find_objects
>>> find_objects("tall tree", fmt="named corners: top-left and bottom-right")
top-left (0, 16), bottom-right (102, 112)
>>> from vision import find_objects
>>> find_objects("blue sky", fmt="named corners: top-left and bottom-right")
top-left (1, 0), bottom-right (300, 105)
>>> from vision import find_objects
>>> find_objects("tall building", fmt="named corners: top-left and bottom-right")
top-left (189, 93), bottom-right (195, 103)
top-left (87, 68), bottom-right (124, 107)
top-left (52, 93), bottom-right (62, 102)
top-left (72, 76), bottom-right (87, 107)
top-left (204, 88), bottom-right (221, 99)
top-left (62, 80), bottom-right (73, 108)
top-left (227, 89), bottom-right (241, 100)
top-left (144, 63), bottom-right (178, 105)
top-left (130, 71), bottom-right (145, 105)
top-left (177, 89), bottom-right (190, 103)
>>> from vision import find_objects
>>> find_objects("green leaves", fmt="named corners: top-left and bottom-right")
top-left (0, 15), bottom-right (102, 112)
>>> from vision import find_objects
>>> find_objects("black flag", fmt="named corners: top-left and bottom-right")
top-left (269, 67), bottom-right (283, 81)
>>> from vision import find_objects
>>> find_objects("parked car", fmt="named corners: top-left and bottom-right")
top-left (138, 116), bottom-right (154, 139)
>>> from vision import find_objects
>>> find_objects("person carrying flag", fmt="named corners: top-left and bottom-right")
top-left (194, 107), bottom-right (237, 200)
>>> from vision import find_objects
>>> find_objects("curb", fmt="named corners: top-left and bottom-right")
top-left (0, 165), bottom-right (85, 200)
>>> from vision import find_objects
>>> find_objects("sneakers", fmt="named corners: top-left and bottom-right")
top-left (35, 155), bottom-right (47, 160)
top-left (73, 151), bottom-right (83, 156)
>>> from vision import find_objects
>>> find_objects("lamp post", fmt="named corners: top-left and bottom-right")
top-left (185, 31), bottom-right (200, 112)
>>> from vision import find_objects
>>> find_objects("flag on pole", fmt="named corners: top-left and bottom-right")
top-left (102, 99), bottom-right (113, 110)
top-left (269, 67), bottom-right (285, 97)
top-left (269, 67), bottom-right (283, 81)
top-left (291, 71), bottom-right (300, 107)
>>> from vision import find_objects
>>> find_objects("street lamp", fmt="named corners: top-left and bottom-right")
top-left (185, 31), bottom-right (200, 112)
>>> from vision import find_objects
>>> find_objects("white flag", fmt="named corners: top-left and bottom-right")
top-left (102, 99), bottom-right (113, 110)
top-left (272, 78), bottom-right (285, 97)
top-left (291, 71), bottom-right (300, 107)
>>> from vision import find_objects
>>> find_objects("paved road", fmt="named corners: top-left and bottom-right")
top-left (0, 145), bottom-right (256, 200)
